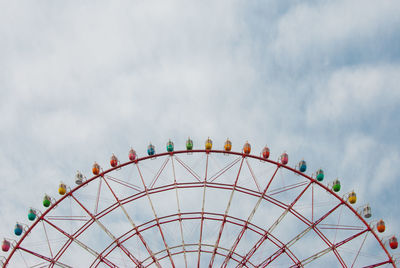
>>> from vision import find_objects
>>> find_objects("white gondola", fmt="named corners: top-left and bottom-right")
top-left (75, 171), bottom-right (84, 185)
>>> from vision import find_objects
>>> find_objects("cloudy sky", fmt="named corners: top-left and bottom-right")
top-left (1, 0), bottom-right (400, 266)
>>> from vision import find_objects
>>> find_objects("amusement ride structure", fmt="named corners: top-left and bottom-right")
top-left (1, 138), bottom-right (399, 267)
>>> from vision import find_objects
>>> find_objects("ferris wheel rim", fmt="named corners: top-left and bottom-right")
top-left (3, 149), bottom-right (396, 267)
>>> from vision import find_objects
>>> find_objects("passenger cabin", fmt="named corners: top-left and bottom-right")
top-left (92, 162), bottom-right (100, 175)
top-left (110, 154), bottom-right (118, 167)
top-left (167, 140), bottom-right (174, 152)
top-left (316, 169), bottom-right (324, 181)
top-left (262, 146), bottom-right (270, 159)
top-left (147, 143), bottom-right (155, 156)
top-left (43, 195), bottom-right (51, 207)
top-left (2, 240), bottom-right (10, 252)
top-left (186, 138), bottom-right (193, 150)
top-left (128, 148), bottom-right (137, 161)
top-left (243, 142), bottom-right (251, 155)
top-left (224, 139), bottom-right (232, 151)
top-left (299, 160), bottom-right (307, 172)
top-left (14, 223), bottom-right (23, 236)
top-left (75, 171), bottom-right (84, 185)
top-left (332, 179), bottom-right (341, 192)
top-left (205, 138), bottom-right (212, 150)
top-left (348, 191), bottom-right (357, 204)
top-left (59, 183), bottom-right (67, 195)
top-left (363, 205), bottom-right (371, 218)
top-left (377, 220), bottom-right (385, 233)
top-left (28, 209), bottom-right (36, 221)
top-left (389, 236), bottom-right (398, 249)
top-left (280, 152), bottom-right (289, 165)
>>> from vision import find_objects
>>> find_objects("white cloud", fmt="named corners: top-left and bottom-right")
top-left (306, 64), bottom-right (400, 124)
top-left (271, 0), bottom-right (400, 70)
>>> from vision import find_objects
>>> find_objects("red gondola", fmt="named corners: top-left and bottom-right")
top-left (129, 148), bottom-right (137, 161)
top-left (2, 240), bottom-right (10, 252)
top-left (261, 146), bottom-right (270, 159)
top-left (110, 154), bottom-right (118, 167)
top-left (280, 152), bottom-right (288, 165)
top-left (389, 236), bottom-right (398, 249)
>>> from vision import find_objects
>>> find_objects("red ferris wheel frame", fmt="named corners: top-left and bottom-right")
top-left (2, 149), bottom-right (397, 267)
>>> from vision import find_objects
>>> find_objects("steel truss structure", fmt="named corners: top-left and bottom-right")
top-left (2, 149), bottom-right (397, 267)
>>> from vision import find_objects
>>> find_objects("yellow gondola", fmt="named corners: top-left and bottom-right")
top-left (348, 191), bottom-right (357, 204)
top-left (59, 183), bottom-right (67, 195)
top-left (205, 137), bottom-right (212, 150)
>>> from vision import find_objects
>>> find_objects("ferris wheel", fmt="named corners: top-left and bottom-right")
top-left (1, 138), bottom-right (399, 267)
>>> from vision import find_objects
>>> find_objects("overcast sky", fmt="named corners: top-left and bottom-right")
top-left (1, 0), bottom-right (400, 266)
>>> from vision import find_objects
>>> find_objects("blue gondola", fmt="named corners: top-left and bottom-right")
top-left (147, 143), bottom-right (155, 156)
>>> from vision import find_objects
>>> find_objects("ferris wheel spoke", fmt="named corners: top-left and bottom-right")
top-left (361, 260), bottom-right (394, 268)
top-left (171, 156), bottom-right (188, 268)
top-left (290, 228), bottom-right (369, 267)
top-left (149, 157), bottom-right (170, 189)
top-left (54, 209), bottom-right (293, 267)
top-left (94, 177), bottom-right (103, 215)
top-left (308, 204), bottom-right (348, 267)
top-left (290, 245), bottom-right (333, 267)
top-left (141, 243), bottom-right (255, 268)
top-left (197, 153), bottom-right (209, 267)
top-left (208, 157), bottom-right (245, 267)
top-left (14, 250), bottom-right (29, 268)
top-left (70, 193), bottom-right (143, 267)
top-left (256, 201), bottom-right (345, 267)
top-left (317, 202), bottom-right (344, 223)
top-left (235, 180), bottom-right (311, 268)
top-left (89, 210), bottom-right (270, 267)
top-left (256, 204), bottom-right (320, 267)
top-left (266, 183), bottom-right (312, 235)
top-left (300, 202), bottom-right (348, 267)
top-left (136, 163), bottom-right (176, 268)
top-left (261, 202), bottom-right (346, 267)
top-left (244, 158), bottom-right (261, 192)
top-left (221, 165), bottom-right (281, 267)
top-left (318, 224), bottom-right (364, 231)
top-left (208, 156), bottom-right (241, 183)
top-left (41, 217), bottom-right (117, 268)
top-left (302, 218), bottom-right (347, 267)
top-left (104, 175), bottom-right (142, 192)
top-left (263, 194), bottom-right (311, 226)
top-left (174, 155), bottom-right (202, 182)
top-left (259, 225), bottom-right (313, 267)
top-left (42, 216), bottom-right (97, 264)
top-left (351, 231), bottom-right (369, 268)
top-left (268, 181), bottom-right (310, 196)
top-left (17, 246), bottom-right (73, 268)
top-left (41, 220), bottom-right (54, 259)
top-left (100, 175), bottom-right (161, 268)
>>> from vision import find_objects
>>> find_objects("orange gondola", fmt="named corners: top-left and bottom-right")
top-left (92, 162), bottom-right (100, 175)
top-left (224, 139), bottom-right (232, 151)
top-left (377, 220), bottom-right (385, 233)
top-left (243, 142), bottom-right (251, 155)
